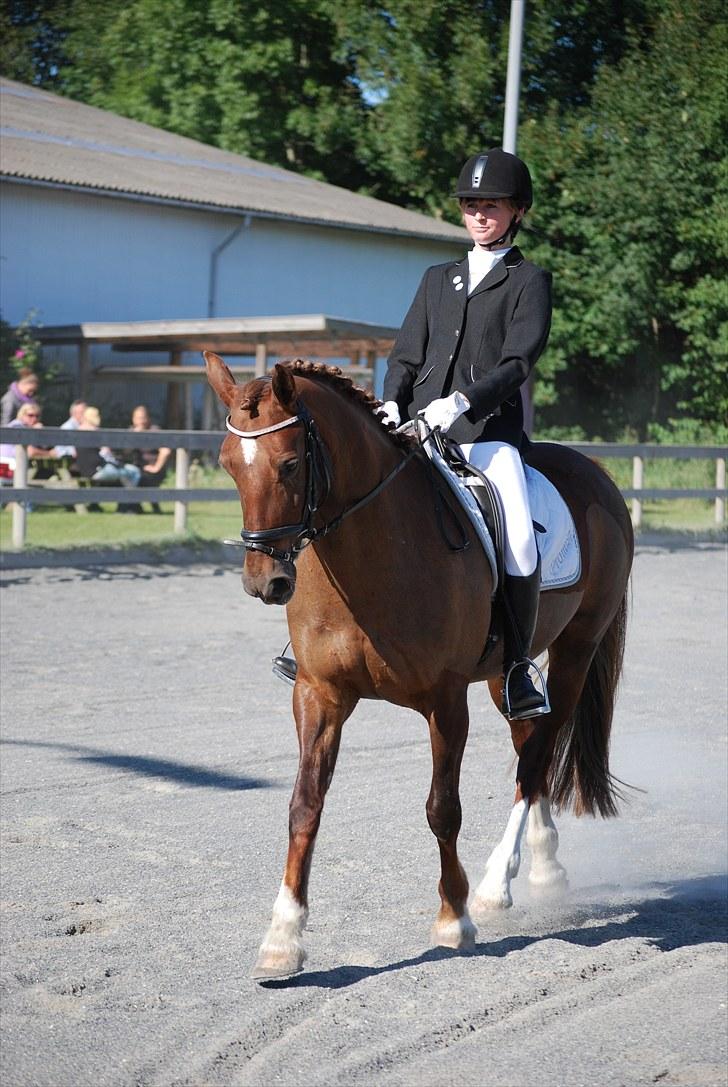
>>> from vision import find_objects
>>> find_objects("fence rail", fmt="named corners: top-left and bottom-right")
top-left (1, 428), bottom-right (725, 549)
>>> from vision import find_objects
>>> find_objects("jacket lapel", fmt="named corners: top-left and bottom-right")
top-left (448, 258), bottom-right (469, 316)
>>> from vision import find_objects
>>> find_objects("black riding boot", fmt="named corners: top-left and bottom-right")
top-left (501, 561), bottom-right (549, 720)
top-left (272, 655), bottom-right (297, 685)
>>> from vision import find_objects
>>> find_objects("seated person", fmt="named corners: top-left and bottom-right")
top-left (0, 402), bottom-right (59, 478)
top-left (73, 407), bottom-right (139, 510)
top-left (53, 399), bottom-right (87, 459)
top-left (120, 405), bottom-right (171, 514)
top-left (73, 406), bottom-right (109, 480)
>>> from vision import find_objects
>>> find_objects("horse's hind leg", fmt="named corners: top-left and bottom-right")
top-left (471, 790), bottom-right (566, 915)
top-left (426, 682), bottom-right (477, 950)
top-left (473, 631), bottom-right (606, 916)
top-left (526, 795), bottom-right (568, 898)
top-left (472, 784), bottom-right (530, 913)
top-left (472, 682), bottom-right (567, 913)
top-left (252, 680), bottom-right (356, 979)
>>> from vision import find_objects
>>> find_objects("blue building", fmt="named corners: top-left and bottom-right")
top-left (1, 78), bottom-right (466, 420)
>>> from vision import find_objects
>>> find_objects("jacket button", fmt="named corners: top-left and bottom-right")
top-left (449, 354), bottom-right (453, 360)
top-left (455, 329), bottom-right (460, 336)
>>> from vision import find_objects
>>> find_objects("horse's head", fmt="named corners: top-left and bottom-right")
top-left (205, 351), bottom-right (312, 605)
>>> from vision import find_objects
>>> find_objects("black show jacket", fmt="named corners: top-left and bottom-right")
top-left (383, 246), bottom-right (552, 447)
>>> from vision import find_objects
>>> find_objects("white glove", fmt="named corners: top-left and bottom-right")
top-left (378, 400), bottom-right (401, 427)
top-left (420, 391), bottom-right (470, 433)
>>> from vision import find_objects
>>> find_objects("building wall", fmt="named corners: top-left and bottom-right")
top-left (0, 181), bottom-right (464, 327)
top-left (0, 181), bottom-right (466, 420)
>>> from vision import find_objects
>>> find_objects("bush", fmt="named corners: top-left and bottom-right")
top-left (0, 312), bottom-right (71, 424)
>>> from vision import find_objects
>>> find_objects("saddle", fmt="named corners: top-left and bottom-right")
top-left (421, 428), bottom-right (581, 596)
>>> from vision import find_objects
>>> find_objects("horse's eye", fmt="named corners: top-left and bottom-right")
top-left (279, 458), bottom-right (299, 479)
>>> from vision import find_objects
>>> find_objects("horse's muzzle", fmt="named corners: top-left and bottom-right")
top-left (242, 561), bottom-right (296, 605)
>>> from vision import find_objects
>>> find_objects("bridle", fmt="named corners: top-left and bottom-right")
top-left (225, 401), bottom-right (418, 566)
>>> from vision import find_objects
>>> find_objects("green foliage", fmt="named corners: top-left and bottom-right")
top-left (0, 311), bottom-right (43, 380)
top-left (1, 0), bottom-right (371, 191)
top-left (523, 0), bottom-right (728, 436)
top-left (0, 312), bottom-right (70, 423)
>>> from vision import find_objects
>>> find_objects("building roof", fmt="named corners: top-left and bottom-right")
top-left (0, 78), bottom-right (466, 245)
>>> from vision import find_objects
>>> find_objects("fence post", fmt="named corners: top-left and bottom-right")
top-left (11, 444), bottom-right (28, 550)
top-left (174, 447), bottom-right (189, 534)
top-left (254, 341), bottom-right (268, 377)
top-left (631, 454), bottom-right (643, 528)
top-left (717, 457), bottom-right (726, 525)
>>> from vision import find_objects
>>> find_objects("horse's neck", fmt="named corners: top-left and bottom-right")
top-left (314, 389), bottom-right (400, 505)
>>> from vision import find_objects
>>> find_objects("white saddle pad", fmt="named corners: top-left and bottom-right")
top-left (425, 444), bottom-right (581, 593)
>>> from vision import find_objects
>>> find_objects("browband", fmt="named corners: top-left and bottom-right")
top-left (225, 414), bottom-right (301, 438)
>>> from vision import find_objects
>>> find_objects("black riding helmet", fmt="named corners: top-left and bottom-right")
top-left (455, 148), bottom-right (533, 211)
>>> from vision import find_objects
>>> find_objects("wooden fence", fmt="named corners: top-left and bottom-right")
top-left (1, 427), bottom-right (725, 550)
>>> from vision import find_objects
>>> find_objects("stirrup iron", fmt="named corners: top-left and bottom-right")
top-left (502, 657), bottom-right (551, 721)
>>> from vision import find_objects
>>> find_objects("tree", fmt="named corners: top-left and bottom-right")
top-left (329, 0), bottom-right (657, 216)
top-left (1, 0), bottom-right (371, 190)
top-left (0, 1), bottom-right (72, 88)
top-left (521, 0), bottom-right (728, 435)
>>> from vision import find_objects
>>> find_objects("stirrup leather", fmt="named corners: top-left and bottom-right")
top-left (502, 657), bottom-right (551, 720)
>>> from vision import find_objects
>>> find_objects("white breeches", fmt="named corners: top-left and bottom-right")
top-left (460, 440), bottom-right (538, 577)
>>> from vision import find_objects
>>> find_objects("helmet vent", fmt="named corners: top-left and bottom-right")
top-left (471, 154), bottom-right (488, 188)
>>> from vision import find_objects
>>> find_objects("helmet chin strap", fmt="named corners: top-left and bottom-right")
top-left (482, 213), bottom-right (520, 251)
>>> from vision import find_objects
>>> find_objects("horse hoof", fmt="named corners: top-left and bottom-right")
top-left (471, 889), bottom-right (513, 917)
top-left (528, 867), bottom-right (569, 900)
top-left (251, 946), bottom-right (305, 980)
top-left (431, 914), bottom-right (477, 951)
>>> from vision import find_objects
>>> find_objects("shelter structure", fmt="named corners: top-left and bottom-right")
top-left (37, 315), bottom-right (398, 427)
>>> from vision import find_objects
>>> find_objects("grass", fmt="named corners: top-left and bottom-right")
top-left (0, 500), bottom-right (243, 553)
top-left (0, 464), bottom-right (243, 553)
top-left (1, 459), bottom-right (724, 555)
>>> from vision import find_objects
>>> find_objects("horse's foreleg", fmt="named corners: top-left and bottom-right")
top-left (252, 680), bottom-right (356, 979)
top-left (426, 684), bottom-right (477, 951)
top-left (526, 795), bottom-right (568, 898)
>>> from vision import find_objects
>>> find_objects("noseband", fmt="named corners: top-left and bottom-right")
top-left (225, 402), bottom-right (418, 566)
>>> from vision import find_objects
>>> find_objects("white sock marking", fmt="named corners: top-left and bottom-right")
top-left (527, 797), bottom-right (568, 895)
top-left (473, 798), bottom-right (529, 909)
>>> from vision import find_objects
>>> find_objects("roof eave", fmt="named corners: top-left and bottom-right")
top-left (1, 174), bottom-right (467, 246)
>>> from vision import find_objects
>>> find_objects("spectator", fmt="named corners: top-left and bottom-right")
top-left (122, 405), bottom-right (171, 514)
top-left (1, 370), bottom-right (40, 426)
top-left (0, 402), bottom-right (58, 478)
top-left (54, 399), bottom-right (87, 458)
top-left (72, 406), bottom-right (110, 481)
top-left (73, 406), bottom-right (139, 512)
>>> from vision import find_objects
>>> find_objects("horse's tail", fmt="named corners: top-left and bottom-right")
top-left (548, 588), bottom-right (629, 818)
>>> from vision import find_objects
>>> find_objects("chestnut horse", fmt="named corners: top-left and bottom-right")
top-left (205, 353), bottom-right (633, 979)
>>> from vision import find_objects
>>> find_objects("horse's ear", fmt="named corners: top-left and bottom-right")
top-left (270, 364), bottom-right (298, 411)
top-left (203, 351), bottom-right (237, 407)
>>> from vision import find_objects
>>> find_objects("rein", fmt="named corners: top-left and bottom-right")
top-left (224, 402), bottom-right (418, 565)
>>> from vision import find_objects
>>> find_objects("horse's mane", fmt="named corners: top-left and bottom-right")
top-left (276, 359), bottom-right (416, 451)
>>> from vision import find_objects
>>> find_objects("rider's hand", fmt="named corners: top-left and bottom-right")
top-left (377, 401), bottom-right (401, 427)
top-left (420, 391), bottom-right (470, 433)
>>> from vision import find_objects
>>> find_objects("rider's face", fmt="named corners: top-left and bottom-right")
top-left (460, 198), bottom-right (521, 248)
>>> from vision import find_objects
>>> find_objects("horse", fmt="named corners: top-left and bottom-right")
top-left (204, 352), bottom-right (634, 979)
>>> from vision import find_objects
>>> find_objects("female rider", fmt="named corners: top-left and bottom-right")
top-left (380, 148), bottom-right (552, 720)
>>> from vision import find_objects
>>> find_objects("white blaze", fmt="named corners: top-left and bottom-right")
top-left (240, 437), bottom-right (258, 465)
